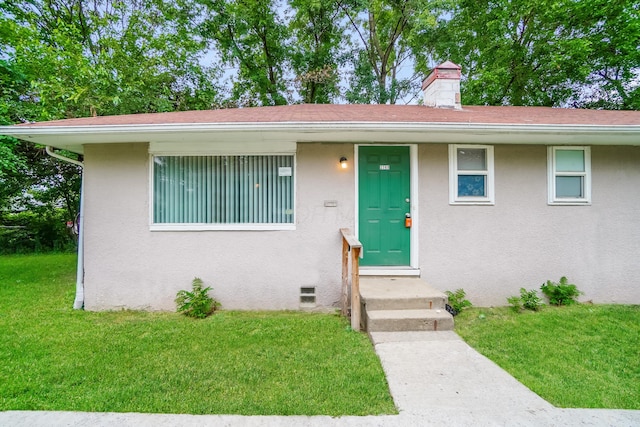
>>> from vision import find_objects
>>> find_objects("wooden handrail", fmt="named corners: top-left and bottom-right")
top-left (340, 228), bottom-right (362, 331)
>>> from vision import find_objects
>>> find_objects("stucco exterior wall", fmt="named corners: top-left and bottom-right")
top-left (83, 142), bottom-right (639, 310)
top-left (419, 144), bottom-right (640, 306)
top-left (83, 142), bottom-right (355, 310)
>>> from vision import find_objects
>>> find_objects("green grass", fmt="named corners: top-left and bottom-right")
top-left (454, 305), bottom-right (640, 409)
top-left (0, 254), bottom-right (396, 415)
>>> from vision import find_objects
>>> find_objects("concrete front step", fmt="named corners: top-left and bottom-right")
top-left (364, 296), bottom-right (446, 311)
top-left (366, 309), bottom-right (454, 332)
top-left (360, 277), bottom-right (448, 310)
top-left (359, 276), bottom-right (454, 332)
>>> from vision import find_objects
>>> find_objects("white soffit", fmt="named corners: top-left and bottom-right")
top-left (1, 122), bottom-right (639, 154)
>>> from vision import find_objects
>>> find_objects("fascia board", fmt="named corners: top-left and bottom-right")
top-left (2, 122), bottom-right (639, 154)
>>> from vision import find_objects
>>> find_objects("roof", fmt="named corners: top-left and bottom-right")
top-left (3, 104), bottom-right (640, 154)
top-left (13, 104), bottom-right (640, 127)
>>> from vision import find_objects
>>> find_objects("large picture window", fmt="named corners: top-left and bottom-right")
top-left (152, 155), bottom-right (294, 230)
top-left (548, 147), bottom-right (591, 204)
top-left (448, 145), bottom-right (495, 204)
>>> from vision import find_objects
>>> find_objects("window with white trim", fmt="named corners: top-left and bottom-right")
top-left (152, 155), bottom-right (295, 230)
top-left (548, 147), bottom-right (591, 204)
top-left (449, 145), bottom-right (495, 204)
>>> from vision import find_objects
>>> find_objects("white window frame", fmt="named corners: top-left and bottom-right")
top-left (547, 146), bottom-right (591, 205)
top-left (149, 153), bottom-right (296, 231)
top-left (448, 144), bottom-right (495, 205)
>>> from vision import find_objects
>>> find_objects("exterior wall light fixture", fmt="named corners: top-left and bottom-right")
top-left (340, 157), bottom-right (348, 169)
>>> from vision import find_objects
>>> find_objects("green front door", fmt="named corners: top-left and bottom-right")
top-left (358, 146), bottom-right (411, 266)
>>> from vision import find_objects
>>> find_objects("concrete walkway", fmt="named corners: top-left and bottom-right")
top-left (2, 331), bottom-right (639, 426)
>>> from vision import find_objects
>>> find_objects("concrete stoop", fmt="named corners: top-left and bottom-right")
top-left (360, 277), bottom-right (454, 332)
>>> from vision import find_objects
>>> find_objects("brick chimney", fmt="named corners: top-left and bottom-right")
top-left (422, 61), bottom-right (462, 109)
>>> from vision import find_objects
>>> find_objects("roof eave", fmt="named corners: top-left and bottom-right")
top-left (2, 121), bottom-right (639, 154)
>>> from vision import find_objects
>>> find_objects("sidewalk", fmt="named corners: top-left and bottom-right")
top-left (369, 331), bottom-right (640, 426)
top-left (2, 331), bottom-right (639, 426)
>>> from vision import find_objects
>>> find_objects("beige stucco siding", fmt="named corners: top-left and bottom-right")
top-left (83, 142), bottom-right (639, 310)
top-left (83, 142), bottom-right (355, 310)
top-left (419, 144), bottom-right (640, 306)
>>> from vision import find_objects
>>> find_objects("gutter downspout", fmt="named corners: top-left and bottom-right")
top-left (46, 146), bottom-right (85, 309)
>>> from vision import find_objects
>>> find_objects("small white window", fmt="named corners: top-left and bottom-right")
top-left (548, 147), bottom-right (591, 205)
top-left (449, 145), bottom-right (495, 205)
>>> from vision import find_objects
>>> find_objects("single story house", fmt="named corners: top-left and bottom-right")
top-left (3, 62), bottom-right (640, 311)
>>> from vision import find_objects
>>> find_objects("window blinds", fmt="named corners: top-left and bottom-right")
top-left (153, 155), bottom-right (294, 224)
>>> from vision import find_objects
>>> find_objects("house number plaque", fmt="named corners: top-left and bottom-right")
top-left (379, 165), bottom-right (390, 170)
top-left (278, 167), bottom-right (292, 176)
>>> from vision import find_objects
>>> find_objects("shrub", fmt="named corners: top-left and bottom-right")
top-left (175, 278), bottom-right (220, 319)
top-left (541, 277), bottom-right (582, 306)
top-left (445, 288), bottom-right (472, 316)
top-left (520, 288), bottom-right (543, 311)
top-left (0, 209), bottom-right (76, 254)
top-left (508, 288), bottom-right (543, 312)
top-left (507, 295), bottom-right (523, 312)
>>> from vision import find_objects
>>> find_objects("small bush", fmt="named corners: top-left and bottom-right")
top-left (520, 288), bottom-right (543, 311)
top-left (541, 277), bottom-right (582, 306)
top-left (508, 288), bottom-right (543, 312)
top-left (445, 288), bottom-right (472, 316)
top-left (175, 277), bottom-right (220, 318)
top-left (507, 295), bottom-right (523, 312)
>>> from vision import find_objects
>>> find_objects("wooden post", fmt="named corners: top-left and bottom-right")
top-left (350, 246), bottom-right (361, 331)
top-left (341, 237), bottom-right (349, 317)
top-left (339, 228), bottom-right (363, 331)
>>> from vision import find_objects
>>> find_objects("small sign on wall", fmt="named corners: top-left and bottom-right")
top-left (278, 167), bottom-right (292, 176)
top-left (379, 165), bottom-right (390, 170)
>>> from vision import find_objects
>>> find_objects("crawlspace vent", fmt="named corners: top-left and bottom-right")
top-left (300, 287), bottom-right (316, 306)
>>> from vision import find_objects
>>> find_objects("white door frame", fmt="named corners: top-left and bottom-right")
top-left (355, 144), bottom-right (420, 276)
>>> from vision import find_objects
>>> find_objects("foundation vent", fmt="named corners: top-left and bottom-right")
top-left (300, 287), bottom-right (317, 307)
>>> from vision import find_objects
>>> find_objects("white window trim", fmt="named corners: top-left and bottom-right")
top-left (448, 144), bottom-right (495, 205)
top-left (149, 223), bottom-right (295, 231)
top-left (148, 153), bottom-right (297, 231)
top-left (547, 146), bottom-right (591, 205)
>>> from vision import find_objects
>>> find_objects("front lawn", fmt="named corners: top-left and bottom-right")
top-left (454, 305), bottom-right (640, 409)
top-left (0, 254), bottom-right (396, 415)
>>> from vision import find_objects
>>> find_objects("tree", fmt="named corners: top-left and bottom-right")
top-left (341, 0), bottom-right (434, 104)
top-left (0, 138), bottom-right (24, 211)
top-left (0, 140), bottom-right (81, 253)
top-left (420, 0), bottom-right (639, 108)
top-left (0, 23), bottom-right (35, 208)
top-left (1, 0), bottom-right (221, 119)
top-left (569, 0), bottom-right (640, 110)
top-left (199, 0), bottom-right (290, 106)
top-left (289, 0), bottom-right (345, 103)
